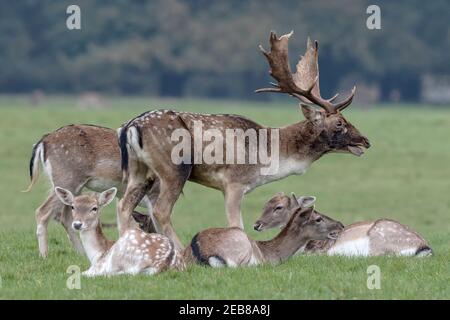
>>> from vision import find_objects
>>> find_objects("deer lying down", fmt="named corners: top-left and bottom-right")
top-left (55, 187), bottom-right (184, 277)
top-left (184, 205), bottom-right (343, 268)
top-left (254, 193), bottom-right (433, 257)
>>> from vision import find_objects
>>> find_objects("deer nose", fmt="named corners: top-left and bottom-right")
top-left (253, 222), bottom-right (263, 231)
top-left (362, 136), bottom-right (371, 148)
top-left (72, 221), bottom-right (83, 230)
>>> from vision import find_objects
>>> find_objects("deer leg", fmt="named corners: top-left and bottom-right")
top-left (224, 185), bottom-right (245, 229)
top-left (60, 205), bottom-right (85, 255)
top-left (144, 178), bottom-right (161, 233)
top-left (35, 193), bottom-right (62, 257)
top-left (152, 177), bottom-right (186, 251)
top-left (118, 179), bottom-right (151, 236)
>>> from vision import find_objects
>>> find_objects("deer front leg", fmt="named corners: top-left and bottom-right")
top-left (224, 184), bottom-right (246, 229)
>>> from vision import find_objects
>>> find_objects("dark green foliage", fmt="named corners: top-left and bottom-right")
top-left (0, 1), bottom-right (449, 101)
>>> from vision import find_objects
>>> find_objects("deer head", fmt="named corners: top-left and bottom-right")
top-left (254, 192), bottom-right (344, 238)
top-left (257, 31), bottom-right (370, 156)
top-left (254, 192), bottom-right (316, 231)
top-left (285, 205), bottom-right (344, 241)
top-left (55, 187), bottom-right (117, 231)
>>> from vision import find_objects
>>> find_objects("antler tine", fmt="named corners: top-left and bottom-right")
top-left (333, 86), bottom-right (356, 111)
top-left (257, 31), bottom-right (356, 114)
top-left (327, 93), bottom-right (339, 103)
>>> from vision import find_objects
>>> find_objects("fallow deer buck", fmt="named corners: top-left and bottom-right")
top-left (254, 193), bottom-right (433, 257)
top-left (183, 204), bottom-right (343, 268)
top-left (25, 124), bottom-right (158, 257)
top-left (117, 31), bottom-right (370, 249)
top-left (54, 187), bottom-right (185, 276)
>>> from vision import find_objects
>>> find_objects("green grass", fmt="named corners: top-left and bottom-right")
top-left (0, 95), bottom-right (449, 299)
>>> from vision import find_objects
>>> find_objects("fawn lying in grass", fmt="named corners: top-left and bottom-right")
top-left (254, 193), bottom-right (433, 257)
top-left (184, 204), bottom-right (343, 268)
top-left (55, 187), bottom-right (185, 277)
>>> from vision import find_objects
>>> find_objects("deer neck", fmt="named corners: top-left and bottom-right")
top-left (278, 121), bottom-right (330, 162)
top-left (255, 226), bottom-right (309, 264)
top-left (79, 224), bottom-right (113, 265)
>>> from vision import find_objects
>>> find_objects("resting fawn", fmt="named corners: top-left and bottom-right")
top-left (184, 205), bottom-right (343, 268)
top-left (254, 193), bottom-right (433, 257)
top-left (55, 187), bottom-right (185, 277)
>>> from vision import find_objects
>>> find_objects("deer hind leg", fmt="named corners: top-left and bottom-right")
top-left (130, 180), bottom-right (160, 234)
top-left (35, 193), bottom-right (62, 257)
top-left (224, 185), bottom-right (245, 229)
top-left (118, 160), bottom-right (152, 236)
top-left (152, 175), bottom-right (188, 251)
top-left (143, 178), bottom-right (161, 233)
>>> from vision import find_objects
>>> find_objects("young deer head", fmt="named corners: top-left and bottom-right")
top-left (55, 187), bottom-right (117, 231)
top-left (254, 192), bottom-right (316, 231)
top-left (283, 205), bottom-right (344, 242)
top-left (257, 31), bottom-right (370, 156)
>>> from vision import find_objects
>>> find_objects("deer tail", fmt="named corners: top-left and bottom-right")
top-left (22, 139), bottom-right (45, 192)
top-left (118, 123), bottom-right (143, 183)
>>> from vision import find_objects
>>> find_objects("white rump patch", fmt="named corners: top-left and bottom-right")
top-left (43, 159), bottom-right (53, 187)
top-left (399, 248), bottom-right (417, 256)
top-left (327, 237), bottom-right (370, 257)
top-left (127, 126), bottom-right (141, 150)
top-left (208, 257), bottom-right (225, 268)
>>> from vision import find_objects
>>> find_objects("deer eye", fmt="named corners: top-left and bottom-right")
top-left (70, 206), bottom-right (74, 210)
top-left (315, 217), bottom-right (324, 223)
top-left (274, 205), bottom-right (283, 211)
top-left (336, 121), bottom-right (344, 128)
top-left (92, 207), bottom-right (98, 212)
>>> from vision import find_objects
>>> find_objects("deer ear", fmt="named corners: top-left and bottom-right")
top-left (98, 188), bottom-right (117, 207)
top-left (290, 193), bottom-right (299, 206)
top-left (55, 187), bottom-right (74, 206)
top-left (297, 196), bottom-right (316, 208)
top-left (298, 207), bottom-right (314, 220)
top-left (301, 104), bottom-right (324, 124)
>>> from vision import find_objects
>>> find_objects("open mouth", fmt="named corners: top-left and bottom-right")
top-left (327, 231), bottom-right (340, 240)
top-left (253, 223), bottom-right (264, 231)
top-left (347, 144), bottom-right (366, 157)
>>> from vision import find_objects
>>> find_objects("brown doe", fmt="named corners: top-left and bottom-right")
top-left (25, 124), bottom-right (158, 257)
top-left (54, 187), bottom-right (185, 277)
top-left (117, 31), bottom-right (370, 249)
top-left (255, 193), bottom-right (433, 257)
top-left (184, 205), bottom-right (343, 267)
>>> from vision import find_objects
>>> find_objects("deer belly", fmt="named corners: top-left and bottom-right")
top-left (86, 178), bottom-right (122, 194)
top-left (327, 237), bottom-right (371, 257)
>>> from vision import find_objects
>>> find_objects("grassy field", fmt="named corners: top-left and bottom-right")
top-left (0, 95), bottom-right (449, 299)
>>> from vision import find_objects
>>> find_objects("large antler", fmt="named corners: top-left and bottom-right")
top-left (256, 31), bottom-right (356, 113)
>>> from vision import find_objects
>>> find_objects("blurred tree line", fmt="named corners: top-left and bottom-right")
top-left (0, 0), bottom-right (449, 102)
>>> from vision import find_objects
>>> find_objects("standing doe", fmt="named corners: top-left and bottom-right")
top-left (255, 193), bottom-right (433, 257)
top-left (184, 205), bottom-right (344, 267)
top-left (55, 187), bottom-right (185, 277)
top-left (117, 31), bottom-right (370, 249)
top-left (25, 124), bottom-right (158, 257)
